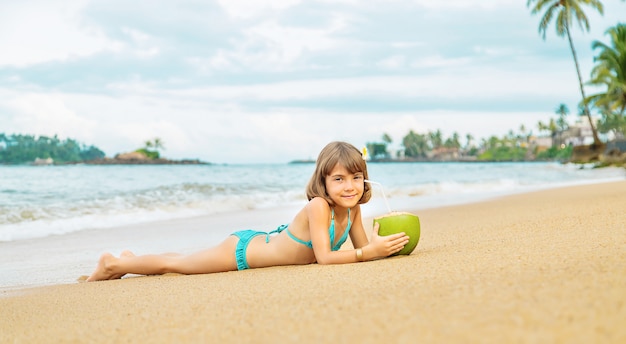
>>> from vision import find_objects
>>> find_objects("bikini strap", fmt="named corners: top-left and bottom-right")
top-left (329, 209), bottom-right (335, 244)
top-left (286, 228), bottom-right (314, 249)
top-left (266, 224), bottom-right (289, 243)
top-left (330, 208), bottom-right (351, 251)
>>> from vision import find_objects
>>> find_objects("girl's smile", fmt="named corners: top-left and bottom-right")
top-left (325, 163), bottom-right (364, 208)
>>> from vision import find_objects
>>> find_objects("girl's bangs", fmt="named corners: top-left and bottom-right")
top-left (337, 151), bottom-right (366, 174)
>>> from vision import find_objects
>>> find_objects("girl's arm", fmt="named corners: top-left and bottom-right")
top-left (308, 199), bottom-right (408, 264)
top-left (359, 222), bottom-right (408, 261)
top-left (347, 205), bottom-right (369, 249)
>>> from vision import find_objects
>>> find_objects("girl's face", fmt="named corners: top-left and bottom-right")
top-left (324, 163), bottom-right (364, 209)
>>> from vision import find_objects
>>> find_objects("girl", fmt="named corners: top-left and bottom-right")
top-left (86, 141), bottom-right (410, 281)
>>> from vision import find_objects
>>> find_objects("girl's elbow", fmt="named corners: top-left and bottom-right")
top-left (315, 255), bottom-right (334, 265)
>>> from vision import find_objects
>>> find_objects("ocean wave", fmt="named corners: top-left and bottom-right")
top-left (0, 182), bottom-right (307, 242)
top-left (1, 163), bottom-right (623, 242)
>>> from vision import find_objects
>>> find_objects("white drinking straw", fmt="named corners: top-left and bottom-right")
top-left (364, 180), bottom-right (392, 213)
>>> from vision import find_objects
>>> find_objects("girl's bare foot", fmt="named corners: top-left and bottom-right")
top-left (107, 251), bottom-right (136, 280)
top-left (86, 253), bottom-right (118, 282)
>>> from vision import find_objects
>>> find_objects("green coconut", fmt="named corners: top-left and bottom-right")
top-left (373, 211), bottom-right (420, 255)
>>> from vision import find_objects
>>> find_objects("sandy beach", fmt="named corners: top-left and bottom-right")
top-left (1, 180), bottom-right (625, 343)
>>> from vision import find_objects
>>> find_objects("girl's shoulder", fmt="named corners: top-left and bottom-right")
top-left (307, 197), bottom-right (331, 213)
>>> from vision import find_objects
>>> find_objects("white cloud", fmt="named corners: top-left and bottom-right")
top-left (165, 62), bottom-right (577, 104)
top-left (5, 92), bottom-right (97, 140)
top-left (0, 0), bottom-right (122, 67)
top-left (199, 14), bottom-right (350, 72)
top-left (216, 0), bottom-right (301, 19)
top-left (120, 27), bottom-right (152, 43)
top-left (376, 115), bottom-right (429, 139)
top-left (409, 0), bottom-right (520, 10)
top-left (120, 27), bottom-right (161, 59)
top-left (377, 55), bottom-right (407, 69)
top-left (409, 55), bottom-right (473, 69)
top-left (390, 41), bottom-right (425, 49)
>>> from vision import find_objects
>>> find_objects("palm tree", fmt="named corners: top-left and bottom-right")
top-left (548, 118), bottom-right (561, 146)
top-left (144, 138), bottom-right (165, 151)
top-left (429, 130), bottom-right (443, 149)
top-left (519, 124), bottom-right (531, 146)
top-left (555, 103), bottom-right (569, 117)
top-left (402, 130), bottom-right (429, 158)
top-left (382, 133), bottom-right (393, 145)
top-left (555, 103), bottom-right (570, 130)
top-left (465, 133), bottom-right (474, 149)
top-left (537, 120), bottom-right (549, 135)
top-left (451, 132), bottom-right (461, 149)
top-left (527, 0), bottom-right (603, 147)
top-left (597, 110), bottom-right (626, 139)
top-left (586, 23), bottom-right (626, 116)
top-left (153, 137), bottom-right (165, 151)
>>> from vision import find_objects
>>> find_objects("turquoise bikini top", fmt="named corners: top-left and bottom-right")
top-left (273, 208), bottom-right (351, 251)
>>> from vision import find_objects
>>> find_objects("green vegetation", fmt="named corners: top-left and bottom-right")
top-left (0, 133), bottom-right (105, 164)
top-left (587, 23), bottom-right (626, 144)
top-left (367, 120), bottom-right (573, 163)
top-left (135, 138), bottom-right (165, 160)
top-left (477, 136), bottom-right (529, 162)
top-left (536, 145), bottom-right (574, 160)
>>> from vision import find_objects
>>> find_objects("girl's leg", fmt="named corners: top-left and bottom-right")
top-left (108, 250), bottom-right (136, 280)
top-left (86, 236), bottom-right (239, 282)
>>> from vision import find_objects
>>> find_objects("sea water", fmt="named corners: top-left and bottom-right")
top-left (1, 162), bottom-right (624, 243)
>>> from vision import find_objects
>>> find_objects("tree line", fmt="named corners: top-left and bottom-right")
top-left (0, 133), bottom-right (105, 164)
top-left (367, 100), bottom-right (624, 162)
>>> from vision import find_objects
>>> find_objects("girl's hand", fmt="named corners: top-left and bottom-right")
top-left (366, 222), bottom-right (410, 259)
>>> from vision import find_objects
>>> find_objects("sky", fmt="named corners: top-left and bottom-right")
top-left (1, 0), bottom-right (624, 163)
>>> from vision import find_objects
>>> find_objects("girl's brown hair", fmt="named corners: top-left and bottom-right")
top-left (306, 141), bottom-right (371, 206)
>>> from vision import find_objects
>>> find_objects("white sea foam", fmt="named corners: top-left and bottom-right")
top-left (0, 162), bottom-right (624, 242)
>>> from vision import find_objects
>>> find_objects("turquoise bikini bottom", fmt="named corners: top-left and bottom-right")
top-left (231, 230), bottom-right (266, 270)
top-left (231, 225), bottom-right (288, 270)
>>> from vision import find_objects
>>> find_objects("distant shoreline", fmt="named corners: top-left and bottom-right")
top-left (73, 157), bottom-right (211, 165)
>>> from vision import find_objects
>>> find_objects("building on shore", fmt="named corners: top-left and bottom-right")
top-left (33, 157), bottom-right (54, 166)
